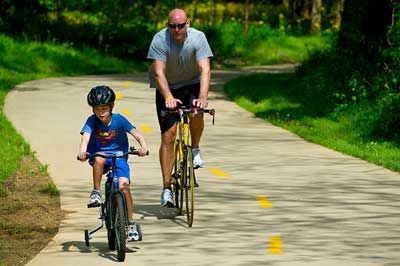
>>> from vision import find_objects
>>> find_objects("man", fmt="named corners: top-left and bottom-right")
top-left (147, 8), bottom-right (213, 207)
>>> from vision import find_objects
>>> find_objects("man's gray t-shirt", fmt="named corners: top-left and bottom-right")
top-left (147, 27), bottom-right (213, 90)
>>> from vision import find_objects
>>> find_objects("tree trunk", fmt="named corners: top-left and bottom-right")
top-left (334, 0), bottom-right (345, 29)
top-left (243, 0), bottom-right (250, 36)
top-left (311, 0), bottom-right (322, 33)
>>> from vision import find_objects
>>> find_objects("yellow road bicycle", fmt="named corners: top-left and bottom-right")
top-left (161, 106), bottom-right (215, 227)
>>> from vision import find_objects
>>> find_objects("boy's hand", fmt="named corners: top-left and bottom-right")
top-left (77, 152), bottom-right (88, 161)
top-left (138, 147), bottom-right (149, 157)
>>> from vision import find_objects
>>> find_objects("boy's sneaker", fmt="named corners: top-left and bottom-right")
top-left (192, 148), bottom-right (205, 168)
top-left (87, 189), bottom-right (101, 208)
top-left (127, 222), bottom-right (142, 242)
top-left (160, 188), bottom-right (174, 207)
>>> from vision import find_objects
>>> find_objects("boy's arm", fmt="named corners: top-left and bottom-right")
top-left (129, 128), bottom-right (148, 156)
top-left (78, 132), bottom-right (91, 161)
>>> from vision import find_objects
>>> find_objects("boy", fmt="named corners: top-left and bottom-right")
top-left (77, 85), bottom-right (148, 241)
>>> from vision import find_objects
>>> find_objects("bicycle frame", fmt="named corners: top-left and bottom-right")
top-left (83, 147), bottom-right (147, 252)
top-left (161, 106), bottom-right (215, 227)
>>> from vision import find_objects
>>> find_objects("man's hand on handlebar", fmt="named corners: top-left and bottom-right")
top-left (165, 97), bottom-right (182, 110)
top-left (192, 98), bottom-right (208, 109)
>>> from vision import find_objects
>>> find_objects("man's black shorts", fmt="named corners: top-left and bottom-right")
top-left (156, 83), bottom-right (200, 134)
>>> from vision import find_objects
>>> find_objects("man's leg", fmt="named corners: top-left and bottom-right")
top-left (190, 114), bottom-right (205, 168)
top-left (159, 124), bottom-right (177, 187)
top-left (190, 113), bottom-right (204, 148)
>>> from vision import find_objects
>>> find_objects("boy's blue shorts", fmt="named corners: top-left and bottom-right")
top-left (89, 157), bottom-right (131, 181)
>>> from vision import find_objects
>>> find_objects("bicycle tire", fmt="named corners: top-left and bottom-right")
top-left (114, 193), bottom-right (126, 262)
top-left (185, 147), bottom-right (195, 227)
top-left (84, 230), bottom-right (90, 247)
top-left (173, 142), bottom-right (184, 214)
top-left (107, 229), bottom-right (116, 250)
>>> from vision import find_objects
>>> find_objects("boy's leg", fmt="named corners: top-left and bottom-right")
top-left (119, 178), bottom-right (133, 220)
top-left (93, 157), bottom-right (106, 190)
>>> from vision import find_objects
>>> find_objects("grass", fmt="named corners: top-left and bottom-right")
top-left (249, 33), bottom-right (333, 64)
top-left (0, 33), bottom-right (147, 184)
top-left (225, 73), bottom-right (400, 173)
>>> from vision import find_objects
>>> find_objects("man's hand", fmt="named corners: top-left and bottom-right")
top-left (165, 97), bottom-right (182, 109)
top-left (193, 98), bottom-right (208, 109)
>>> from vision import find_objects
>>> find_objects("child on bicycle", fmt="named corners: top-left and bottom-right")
top-left (77, 85), bottom-right (148, 241)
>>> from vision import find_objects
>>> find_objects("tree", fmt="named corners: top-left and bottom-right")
top-left (311, 0), bottom-right (322, 33)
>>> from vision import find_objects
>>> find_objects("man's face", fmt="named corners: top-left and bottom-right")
top-left (167, 14), bottom-right (188, 43)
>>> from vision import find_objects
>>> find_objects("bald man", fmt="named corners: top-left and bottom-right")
top-left (147, 9), bottom-right (213, 207)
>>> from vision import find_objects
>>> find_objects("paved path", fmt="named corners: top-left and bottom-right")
top-left (4, 70), bottom-right (400, 266)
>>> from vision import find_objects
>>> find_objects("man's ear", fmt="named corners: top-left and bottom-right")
top-left (110, 103), bottom-right (115, 110)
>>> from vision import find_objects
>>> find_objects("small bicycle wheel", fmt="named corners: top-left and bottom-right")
top-left (114, 194), bottom-right (126, 262)
top-left (84, 230), bottom-right (90, 247)
top-left (107, 229), bottom-right (116, 250)
top-left (184, 147), bottom-right (195, 227)
top-left (173, 142), bottom-right (184, 214)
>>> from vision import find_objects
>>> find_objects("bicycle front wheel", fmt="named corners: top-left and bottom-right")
top-left (114, 194), bottom-right (126, 261)
top-left (185, 147), bottom-right (195, 227)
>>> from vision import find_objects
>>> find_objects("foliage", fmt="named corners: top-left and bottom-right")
top-left (224, 0), bottom-right (400, 171)
top-left (0, 1), bottom-right (343, 62)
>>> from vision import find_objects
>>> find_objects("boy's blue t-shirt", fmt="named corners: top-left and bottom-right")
top-left (80, 114), bottom-right (135, 154)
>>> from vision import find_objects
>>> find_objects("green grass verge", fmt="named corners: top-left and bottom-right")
top-left (225, 73), bottom-right (400, 173)
top-left (0, 34), bottom-right (147, 183)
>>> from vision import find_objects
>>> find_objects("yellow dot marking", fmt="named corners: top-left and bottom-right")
top-left (268, 236), bottom-right (282, 254)
top-left (116, 93), bottom-right (123, 100)
top-left (122, 109), bottom-right (131, 115)
top-left (209, 168), bottom-right (230, 178)
top-left (256, 196), bottom-right (272, 208)
top-left (139, 125), bottom-right (154, 133)
top-left (123, 81), bottom-right (134, 87)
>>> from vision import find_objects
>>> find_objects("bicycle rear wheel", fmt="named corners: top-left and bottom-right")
top-left (184, 147), bottom-right (195, 227)
top-left (173, 142), bottom-right (184, 214)
top-left (114, 194), bottom-right (126, 262)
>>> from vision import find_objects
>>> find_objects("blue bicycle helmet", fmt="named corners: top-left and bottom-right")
top-left (87, 85), bottom-right (116, 107)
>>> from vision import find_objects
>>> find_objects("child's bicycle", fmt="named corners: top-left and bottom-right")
top-left (80, 146), bottom-right (148, 262)
top-left (161, 106), bottom-right (215, 227)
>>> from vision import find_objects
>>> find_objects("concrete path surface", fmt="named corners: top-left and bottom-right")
top-left (4, 70), bottom-right (400, 266)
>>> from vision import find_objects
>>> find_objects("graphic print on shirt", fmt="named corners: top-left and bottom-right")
top-left (95, 129), bottom-right (118, 146)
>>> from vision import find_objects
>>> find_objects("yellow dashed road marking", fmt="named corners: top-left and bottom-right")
top-left (116, 93), bottom-right (123, 100)
top-left (256, 196), bottom-right (273, 208)
top-left (123, 81), bottom-right (134, 87)
top-left (268, 236), bottom-right (282, 254)
top-left (122, 109), bottom-right (131, 115)
top-left (139, 125), bottom-right (154, 133)
top-left (209, 168), bottom-right (230, 178)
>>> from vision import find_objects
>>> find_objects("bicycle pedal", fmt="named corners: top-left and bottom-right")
top-left (87, 202), bottom-right (101, 208)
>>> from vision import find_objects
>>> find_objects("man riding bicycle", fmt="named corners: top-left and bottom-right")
top-left (147, 8), bottom-right (213, 207)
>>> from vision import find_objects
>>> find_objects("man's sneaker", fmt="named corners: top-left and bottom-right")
top-left (160, 188), bottom-right (174, 207)
top-left (127, 222), bottom-right (142, 242)
top-left (192, 148), bottom-right (205, 168)
top-left (88, 189), bottom-right (101, 207)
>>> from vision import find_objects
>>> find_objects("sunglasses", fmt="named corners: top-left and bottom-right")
top-left (168, 21), bottom-right (187, 30)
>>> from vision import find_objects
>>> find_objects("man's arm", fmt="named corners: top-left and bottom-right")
top-left (193, 57), bottom-right (211, 109)
top-left (153, 59), bottom-right (182, 109)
